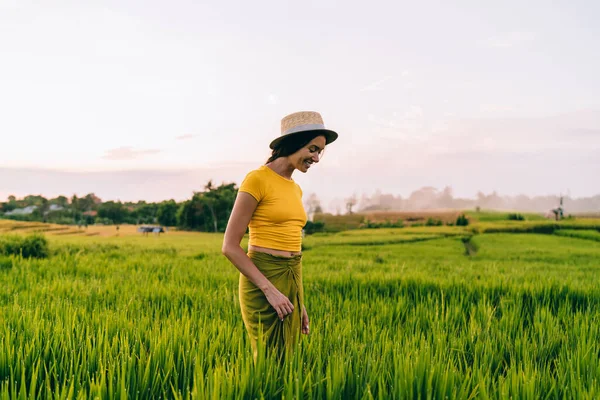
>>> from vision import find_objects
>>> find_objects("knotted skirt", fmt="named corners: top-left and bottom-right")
top-left (239, 250), bottom-right (304, 361)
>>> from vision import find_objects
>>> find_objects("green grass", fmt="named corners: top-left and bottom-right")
top-left (465, 209), bottom-right (548, 222)
top-left (1, 226), bottom-right (600, 398)
top-left (470, 218), bottom-right (600, 234)
top-left (554, 229), bottom-right (600, 242)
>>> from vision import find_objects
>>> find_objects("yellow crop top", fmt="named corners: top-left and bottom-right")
top-left (238, 165), bottom-right (307, 252)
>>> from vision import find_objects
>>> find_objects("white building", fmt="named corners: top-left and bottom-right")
top-left (5, 205), bottom-right (37, 216)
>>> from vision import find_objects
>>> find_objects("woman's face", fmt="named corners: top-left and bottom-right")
top-left (291, 135), bottom-right (326, 173)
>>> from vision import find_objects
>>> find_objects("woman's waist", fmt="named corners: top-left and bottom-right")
top-left (248, 244), bottom-right (301, 258)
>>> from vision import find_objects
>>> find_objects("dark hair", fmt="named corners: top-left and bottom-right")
top-left (266, 132), bottom-right (325, 164)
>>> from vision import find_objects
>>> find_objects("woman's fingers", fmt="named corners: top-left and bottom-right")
top-left (277, 298), bottom-right (295, 321)
top-left (285, 302), bottom-right (294, 314)
top-left (302, 309), bottom-right (310, 334)
top-left (280, 304), bottom-right (292, 320)
top-left (276, 304), bottom-right (288, 321)
top-left (267, 289), bottom-right (296, 321)
top-left (280, 298), bottom-right (293, 314)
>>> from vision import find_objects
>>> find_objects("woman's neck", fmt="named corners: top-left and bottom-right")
top-left (267, 158), bottom-right (295, 180)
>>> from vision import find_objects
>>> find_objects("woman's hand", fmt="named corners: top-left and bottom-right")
top-left (301, 305), bottom-right (310, 335)
top-left (263, 286), bottom-right (294, 321)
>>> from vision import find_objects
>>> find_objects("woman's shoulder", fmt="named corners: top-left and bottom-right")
top-left (239, 166), bottom-right (268, 201)
top-left (240, 166), bottom-right (269, 190)
top-left (242, 165), bottom-right (268, 180)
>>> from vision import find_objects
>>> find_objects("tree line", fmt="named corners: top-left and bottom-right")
top-left (0, 181), bottom-right (238, 232)
top-left (335, 187), bottom-right (600, 214)
top-left (3, 182), bottom-right (598, 232)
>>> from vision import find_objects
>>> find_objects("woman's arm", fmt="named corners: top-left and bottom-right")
top-left (222, 192), bottom-right (295, 321)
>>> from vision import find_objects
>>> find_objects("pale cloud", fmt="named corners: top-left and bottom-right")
top-left (568, 128), bottom-right (600, 137)
top-left (368, 113), bottom-right (400, 129)
top-left (405, 105), bottom-right (423, 118)
top-left (431, 121), bottom-right (449, 133)
top-left (368, 105), bottom-right (428, 140)
top-left (479, 31), bottom-right (537, 48)
top-left (175, 134), bottom-right (197, 140)
top-left (102, 147), bottom-right (161, 161)
top-left (479, 104), bottom-right (515, 113)
top-left (369, 106), bottom-right (423, 125)
top-left (359, 75), bottom-right (393, 92)
top-left (367, 110), bottom-right (600, 162)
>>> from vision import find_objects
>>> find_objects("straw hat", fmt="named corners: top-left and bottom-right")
top-left (270, 111), bottom-right (338, 149)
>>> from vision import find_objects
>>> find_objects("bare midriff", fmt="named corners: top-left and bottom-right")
top-left (248, 244), bottom-right (301, 258)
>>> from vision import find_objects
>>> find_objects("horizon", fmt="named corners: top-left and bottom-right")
top-left (2, 164), bottom-right (598, 215)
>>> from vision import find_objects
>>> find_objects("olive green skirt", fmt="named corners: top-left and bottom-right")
top-left (239, 250), bottom-right (305, 361)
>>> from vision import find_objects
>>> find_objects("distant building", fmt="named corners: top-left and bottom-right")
top-left (5, 205), bottom-right (37, 216)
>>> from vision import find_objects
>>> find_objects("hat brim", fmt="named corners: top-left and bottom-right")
top-left (269, 129), bottom-right (338, 150)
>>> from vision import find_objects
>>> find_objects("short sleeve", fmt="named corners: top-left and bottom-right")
top-left (239, 170), bottom-right (265, 202)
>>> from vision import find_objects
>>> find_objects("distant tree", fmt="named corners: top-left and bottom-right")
top-left (177, 194), bottom-right (208, 231)
top-left (157, 200), bottom-right (178, 227)
top-left (203, 180), bottom-right (219, 232)
top-left (345, 194), bottom-right (357, 214)
top-left (132, 202), bottom-right (158, 224)
top-left (476, 190), bottom-right (504, 209)
top-left (70, 195), bottom-right (81, 224)
top-left (2, 197), bottom-right (17, 212)
top-left (23, 195), bottom-right (48, 207)
top-left (437, 186), bottom-right (454, 208)
top-left (357, 193), bottom-right (372, 211)
top-left (203, 181), bottom-right (237, 232)
top-left (304, 193), bottom-right (322, 221)
top-left (407, 187), bottom-right (438, 209)
top-left (38, 198), bottom-right (50, 222)
top-left (456, 214), bottom-right (469, 226)
top-left (507, 213), bottom-right (525, 221)
top-left (303, 220), bottom-right (325, 234)
top-left (79, 193), bottom-right (100, 212)
top-left (177, 181), bottom-right (237, 232)
top-left (98, 201), bottom-right (127, 224)
top-left (50, 195), bottom-right (69, 208)
top-left (70, 195), bottom-right (80, 210)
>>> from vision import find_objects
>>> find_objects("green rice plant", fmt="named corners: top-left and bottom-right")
top-left (0, 233), bottom-right (49, 258)
top-left (507, 213), bottom-right (525, 221)
top-left (465, 209), bottom-right (546, 222)
top-left (461, 235), bottom-right (479, 256)
top-left (0, 229), bottom-right (598, 398)
top-left (472, 219), bottom-right (600, 235)
top-left (456, 214), bottom-right (469, 226)
top-left (554, 229), bottom-right (600, 242)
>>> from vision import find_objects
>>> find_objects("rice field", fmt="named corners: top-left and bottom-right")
top-left (1, 219), bottom-right (600, 398)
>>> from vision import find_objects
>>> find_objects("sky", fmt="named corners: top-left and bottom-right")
top-left (1, 0), bottom-right (599, 209)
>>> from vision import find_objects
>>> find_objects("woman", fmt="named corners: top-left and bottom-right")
top-left (222, 111), bottom-right (338, 362)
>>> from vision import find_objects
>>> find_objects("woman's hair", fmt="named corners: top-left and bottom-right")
top-left (266, 132), bottom-right (325, 164)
